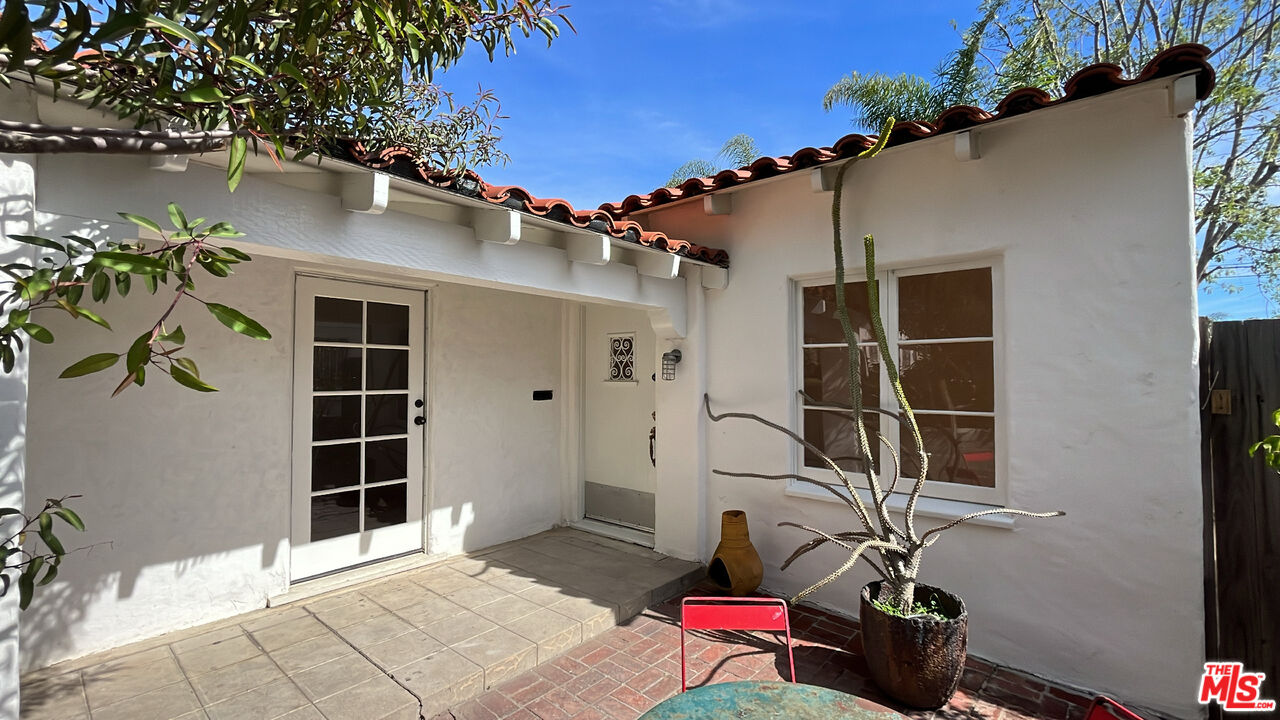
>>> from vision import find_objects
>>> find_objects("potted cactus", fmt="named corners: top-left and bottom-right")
top-left (704, 120), bottom-right (1063, 709)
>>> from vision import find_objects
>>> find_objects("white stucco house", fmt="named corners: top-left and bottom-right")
top-left (0, 43), bottom-right (1214, 718)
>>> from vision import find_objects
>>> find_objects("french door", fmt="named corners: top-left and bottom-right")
top-left (290, 276), bottom-right (426, 580)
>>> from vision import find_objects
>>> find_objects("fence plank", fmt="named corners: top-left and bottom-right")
top-left (1202, 319), bottom-right (1279, 705)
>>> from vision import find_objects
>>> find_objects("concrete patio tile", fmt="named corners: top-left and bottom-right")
top-left (302, 590), bottom-right (363, 613)
top-left (452, 626), bottom-right (538, 688)
top-left (517, 582), bottom-right (588, 607)
top-left (90, 680), bottom-right (202, 720)
top-left (203, 677), bottom-right (310, 720)
top-left (291, 653), bottom-right (383, 701)
top-left (484, 569), bottom-right (543, 593)
top-left (83, 652), bottom-right (185, 708)
top-left (172, 634), bottom-right (262, 677)
top-left (248, 614), bottom-right (329, 652)
top-left (473, 593), bottom-right (541, 624)
top-left (238, 605), bottom-right (310, 634)
top-left (392, 590), bottom-right (468, 628)
top-left (335, 612), bottom-right (415, 647)
top-left (275, 706), bottom-right (326, 720)
top-left (422, 609), bottom-right (500, 645)
top-left (548, 595), bottom-right (619, 638)
top-left (19, 670), bottom-right (88, 719)
top-left (267, 633), bottom-right (354, 675)
top-left (395, 649), bottom-right (484, 716)
top-left (187, 653), bottom-right (284, 705)
top-left (366, 579), bottom-right (431, 611)
top-left (444, 583), bottom-right (512, 608)
top-left (506, 607), bottom-right (583, 662)
top-left (313, 673), bottom-right (418, 720)
top-left (412, 566), bottom-right (486, 595)
top-left (169, 626), bottom-right (245, 656)
top-left (364, 629), bottom-right (446, 670)
top-left (308, 595), bottom-right (387, 628)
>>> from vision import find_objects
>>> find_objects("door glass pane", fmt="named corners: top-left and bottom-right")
top-left (365, 483), bottom-right (408, 529)
top-left (803, 346), bottom-right (879, 408)
top-left (803, 283), bottom-right (872, 344)
top-left (899, 342), bottom-right (994, 413)
top-left (313, 396), bottom-right (361, 441)
top-left (312, 443), bottom-right (360, 491)
top-left (802, 408), bottom-right (880, 474)
top-left (901, 415), bottom-right (995, 488)
top-left (315, 297), bottom-right (363, 343)
top-left (314, 347), bottom-right (362, 391)
top-left (366, 439), bottom-right (407, 484)
top-left (367, 349), bottom-right (408, 391)
top-left (899, 268), bottom-right (992, 340)
top-left (366, 395), bottom-right (407, 437)
top-left (311, 490), bottom-right (360, 541)
top-left (367, 302), bottom-right (410, 345)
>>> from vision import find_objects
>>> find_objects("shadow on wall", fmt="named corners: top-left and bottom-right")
top-left (14, 228), bottom-right (295, 671)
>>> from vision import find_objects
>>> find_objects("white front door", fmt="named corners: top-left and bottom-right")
top-left (290, 276), bottom-right (426, 581)
top-left (581, 305), bottom-right (657, 531)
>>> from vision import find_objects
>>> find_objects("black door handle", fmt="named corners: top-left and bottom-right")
top-left (649, 426), bottom-right (656, 467)
top-left (414, 416), bottom-right (426, 426)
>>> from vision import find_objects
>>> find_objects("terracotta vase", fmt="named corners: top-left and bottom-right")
top-left (708, 510), bottom-right (764, 596)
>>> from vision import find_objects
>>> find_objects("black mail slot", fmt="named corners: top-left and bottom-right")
top-left (532, 390), bottom-right (553, 401)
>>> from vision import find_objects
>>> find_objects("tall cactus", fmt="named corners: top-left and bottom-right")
top-left (706, 118), bottom-right (1063, 615)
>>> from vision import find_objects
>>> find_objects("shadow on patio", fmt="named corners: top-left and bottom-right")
top-left (19, 527), bottom-right (702, 720)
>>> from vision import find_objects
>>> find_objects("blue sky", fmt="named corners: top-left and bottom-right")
top-left (439, 1), bottom-right (1270, 319)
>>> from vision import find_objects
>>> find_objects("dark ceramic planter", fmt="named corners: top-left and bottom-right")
top-left (859, 581), bottom-right (968, 709)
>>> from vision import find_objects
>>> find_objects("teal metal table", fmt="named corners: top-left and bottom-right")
top-left (638, 681), bottom-right (905, 720)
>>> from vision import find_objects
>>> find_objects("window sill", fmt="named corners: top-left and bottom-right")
top-left (782, 483), bottom-right (1015, 530)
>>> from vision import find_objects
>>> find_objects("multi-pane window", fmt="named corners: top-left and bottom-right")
top-left (798, 264), bottom-right (998, 502)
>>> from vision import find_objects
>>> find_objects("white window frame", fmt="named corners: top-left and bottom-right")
top-left (792, 258), bottom-right (1006, 506)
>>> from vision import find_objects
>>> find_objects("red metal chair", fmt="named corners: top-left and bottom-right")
top-left (680, 596), bottom-right (796, 692)
top-left (1085, 695), bottom-right (1146, 720)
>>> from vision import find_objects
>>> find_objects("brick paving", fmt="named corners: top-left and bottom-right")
top-left (434, 582), bottom-right (1102, 720)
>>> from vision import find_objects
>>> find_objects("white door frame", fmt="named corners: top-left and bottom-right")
top-left (290, 275), bottom-right (427, 581)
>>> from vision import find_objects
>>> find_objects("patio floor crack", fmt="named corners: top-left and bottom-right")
top-left (307, 608), bottom-right (428, 720)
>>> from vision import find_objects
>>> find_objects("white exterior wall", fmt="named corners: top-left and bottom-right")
top-left (22, 254), bottom-right (568, 669)
top-left (12, 135), bottom-right (582, 667)
top-left (643, 82), bottom-right (1203, 717)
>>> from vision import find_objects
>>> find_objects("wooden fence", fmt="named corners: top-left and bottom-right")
top-left (1200, 318), bottom-right (1279, 715)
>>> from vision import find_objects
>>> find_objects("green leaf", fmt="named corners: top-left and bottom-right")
top-left (8, 235), bottom-right (65, 253)
top-left (170, 364), bottom-right (217, 392)
top-left (143, 273), bottom-right (158, 294)
top-left (71, 305), bottom-right (110, 330)
top-left (117, 212), bottom-right (163, 235)
top-left (0, 507), bottom-right (21, 518)
top-left (126, 332), bottom-right (151, 374)
top-left (173, 357), bottom-right (199, 377)
top-left (220, 246), bottom-right (252, 261)
top-left (37, 513), bottom-right (64, 555)
top-left (53, 507), bottom-right (84, 531)
top-left (18, 564), bottom-right (34, 610)
top-left (227, 135), bottom-right (247, 192)
top-left (167, 203), bottom-right (188, 230)
top-left (38, 560), bottom-right (58, 586)
top-left (228, 54), bottom-right (266, 77)
top-left (93, 252), bottom-right (167, 275)
top-left (1, 345), bottom-right (13, 374)
top-left (207, 223), bottom-right (245, 239)
top-left (158, 326), bottom-right (185, 345)
top-left (179, 84), bottom-right (228, 104)
top-left (60, 352), bottom-right (119, 378)
top-left (22, 323), bottom-right (53, 343)
top-left (206, 303), bottom-right (271, 340)
top-left (114, 271), bottom-right (131, 296)
top-left (91, 272), bottom-right (110, 302)
top-left (145, 15), bottom-right (202, 46)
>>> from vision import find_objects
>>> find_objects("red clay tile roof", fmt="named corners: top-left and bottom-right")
top-left (339, 141), bottom-right (731, 268)
top-left (600, 43), bottom-right (1215, 219)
